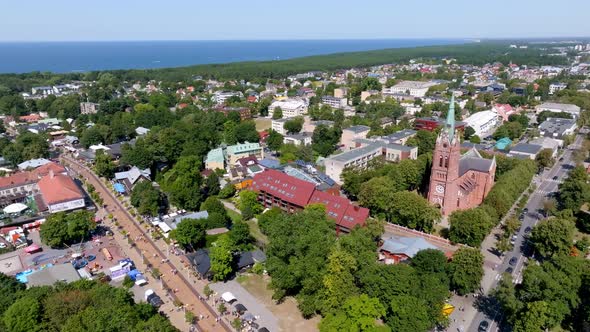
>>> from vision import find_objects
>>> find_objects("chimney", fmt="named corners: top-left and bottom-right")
top-left (49, 169), bottom-right (54, 179)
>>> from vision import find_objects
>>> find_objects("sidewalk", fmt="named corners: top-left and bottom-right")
top-left (63, 156), bottom-right (230, 332)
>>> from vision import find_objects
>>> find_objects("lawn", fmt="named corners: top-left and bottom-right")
top-left (237, 274), bottom-right (320, 332)
top-left (226, 208), bottom-right (242, 224)
top-left (246, 219), bottom-right (268, 246)
top-left (255, 118), bottom-right (271, 132)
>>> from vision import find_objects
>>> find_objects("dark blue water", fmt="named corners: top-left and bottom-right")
top-left (0, 39), bottom-right (465, 74)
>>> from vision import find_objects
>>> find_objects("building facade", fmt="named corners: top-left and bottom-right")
top-left (268, 99), bottom-right (308, 118)
top-left (383, 80), bottom-right (437, 97)
top-left (427, 96), bottom-right (496, 216)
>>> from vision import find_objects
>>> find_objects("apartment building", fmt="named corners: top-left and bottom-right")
top-left (383, 81), bottom-right (438, 97)
top-left (268, 99), bottom-right (308, 118)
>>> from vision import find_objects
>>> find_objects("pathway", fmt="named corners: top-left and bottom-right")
top-left (62, 155), bottom-right (230, 332)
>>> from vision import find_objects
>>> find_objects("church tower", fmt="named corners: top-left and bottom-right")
top-left (427, 95), bottom-right (461, 216)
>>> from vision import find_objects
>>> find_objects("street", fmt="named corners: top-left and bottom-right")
top-left (465, 133), bottom-right (585, 332)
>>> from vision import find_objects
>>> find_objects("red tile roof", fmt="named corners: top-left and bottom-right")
top-left (252, 169), bottom-right (316, 207)
top-left (32, 162), bottom-right (66, 177)
top-left (252, 170), bottom-right (369, 229)
top-left (37, 173), bottom-right (83, 205)
top-left (0, 172), bottom-right (37, 189)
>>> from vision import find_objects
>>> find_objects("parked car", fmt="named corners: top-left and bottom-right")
top-left (553, 176), bottom-right (559, 180)
top-left (509, 257), bottom-right (518, 266)
top-left (478, 320), bottom-right (489, 332)
top-left (505, 267), bottom-right (514, 274)
top-left (524, 226), bottom-right (532, 235)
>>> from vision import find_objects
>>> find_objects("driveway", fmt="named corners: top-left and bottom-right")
top-left (210, 280), bottom-right (280, 332)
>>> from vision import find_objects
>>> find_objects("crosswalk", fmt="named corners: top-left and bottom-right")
top-left (533, 189), bottom-right (552, 196)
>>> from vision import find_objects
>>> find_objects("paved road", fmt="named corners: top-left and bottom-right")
top-left (466, 133), bottom-right (585, 332)
top-left (62, 155), bottom-right (230, 332)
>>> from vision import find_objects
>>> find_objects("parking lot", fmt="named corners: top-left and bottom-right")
top-left (210, 279), bottom-right (280, 332)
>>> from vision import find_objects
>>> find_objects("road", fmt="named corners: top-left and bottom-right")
top-left (466, 133), bottom-right (585, 332)
top-left (62, 155), bottom-right (230, 332)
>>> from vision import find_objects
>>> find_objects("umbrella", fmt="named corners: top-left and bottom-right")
top-left (242, 312), bottom-right (255, 322)
top-left (234, 303), bottom-right (247, 313)
top-left (3, 203), bottom-right (28, 214)
top-left (24, 244), bottom-right (41, 253)
top-left (221, 292), bottom-right (237, 303)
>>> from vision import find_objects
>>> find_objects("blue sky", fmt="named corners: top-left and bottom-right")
top-left (1, 0), bottom-right (588, 41)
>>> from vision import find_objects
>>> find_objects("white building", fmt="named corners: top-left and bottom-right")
top-left (464, 110), bottom-right (500, 137)
top-left (549, 83), bottom-right (568, 95)
top-left (321, 96), bottom-right (348, 109)
top-left (268, 99), bottom-right (308, 118)
top-left (283, 132), bottom-right (312, 146)
top-left (80, 102), bottom-right (100, 115)
top-left (382, 81), bottom-right (438, 97)
top-left (271, 118), bottom-right (290, 135)
top-left (213, 91), bottom-right (243, 105)
top-left (535, 102), bottom-right (581, 118)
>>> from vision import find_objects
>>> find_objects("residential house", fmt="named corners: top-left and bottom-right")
top-left (268, 99), bottom-right (308, 118)
top-left (463, 110), bottom-right (499, 137)
top-left (114, 167), bottom-right (151, 192)
top-left (251, 169), bottom-right (369, 233)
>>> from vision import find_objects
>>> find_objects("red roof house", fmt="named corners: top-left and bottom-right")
top-left (251, 169), bottom-right (369, 233)
top-left (37, 172), bottom-right (85, 213)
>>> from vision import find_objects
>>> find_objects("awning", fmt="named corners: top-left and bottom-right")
top-left (221, 292), bottom-right (236, 303)
top-left (114, 183), bottom-right (126, 193)
top-left (3, 203), bottom-right (28, 214)
top-left (24, 244), bottom-right (41, 253)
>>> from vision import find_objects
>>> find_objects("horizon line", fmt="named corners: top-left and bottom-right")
top-left (0, 36), bottom-right (589, 43)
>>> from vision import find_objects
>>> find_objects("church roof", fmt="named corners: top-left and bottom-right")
top-left (459, 148), bottom-right (495, 176)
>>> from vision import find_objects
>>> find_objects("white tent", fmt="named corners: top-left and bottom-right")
top-left (221, 292), bottom-right (237, 303)
top-left (3, 203), bottom-right (28, 214)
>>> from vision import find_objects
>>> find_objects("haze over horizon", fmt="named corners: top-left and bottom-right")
top-left (1, 0), bottom-right (589, 42)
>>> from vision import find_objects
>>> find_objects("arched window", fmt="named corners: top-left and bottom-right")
top-left (444, 157), bottom-right (449, 168)
top-left (439, 155), bottom-right (443, 167)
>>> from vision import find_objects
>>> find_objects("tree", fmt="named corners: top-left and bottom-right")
top-left (3, 297), bottom-right (41, 332)
top-left (319, 294), bottom-right (389, 332)
top-left (170, 218), bottom-right (206, 251)
top-left (535, 148), bottom-right (554, 170)
top-left (234, 121), bottom-right (259, 143)
top-left (130, 181), bottom-right (163, 217)
top-left (40, 211), bottom-right (95, 248)
top-left (266, 130), bottom-right (283, 151)
top-left (80, 126), bottom-right (104, 148)
top-left (463, 126), bottom-right (475, 140)
top-left (0, 273), bottom-right (25, 317)
top-left (513, 301), bottom-right (552, 332)
top-left (204, 173), bottom-right (220, 196)
top-left (200, 197), bottom-right (228, 218)
top-left (387, 295), bottom-right (432, 332)
top-left (530, 218), bottom-right (575, 258)
top-left (387, 191), bottom-right (441, 232)
top-left (411, 249), bottom-right (448, 275)
top-left (210, 235), bottom-right (234, 281)
top-left (218, 182), bottom-right (236, 199)
top-left (312, 124), bottom-right (341, 157)
top-left (271, 106), bottom-right (283, 119)
top-left (558, 166), bottom-right (590, 211)
top-left (448, 208), bottom-right (494, 247)
top-left (229, 221), bottom-right (252, 249)
top-left (94, 150), bottom-right (115, 179)
top-left (448, 248), bottom-right (484, 295)
top-left (238, 190), bottom-right (263, 219)
top-left (358, 176), bottom-right (398, 214)
top-left (162, 156), bottom-right (204, 211)
top-left (406, 130), bottom-right (437, 155)
top-left (283, 116), bottom-right (304, 134)
top-left (321, 245), bottom-right (359, 313)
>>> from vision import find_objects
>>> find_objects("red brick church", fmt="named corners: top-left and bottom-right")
top-left (427, 95), bottom-right (496, 216)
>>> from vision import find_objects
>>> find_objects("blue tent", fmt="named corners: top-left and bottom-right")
top-left (127, 269), bottom-right (142, 281)
top-left (114, 183), bottom-right (126, 193)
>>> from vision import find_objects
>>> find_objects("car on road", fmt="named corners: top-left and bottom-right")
top-left (510, 235), bottom-right (518, 245)
top-left (478, 320), bottom-right (490, 331)
top-left (524, 226), bottom-right (532, 234)
top-left (509, 257), bottom-right (518, 266)
top-left (505, 267), bottom-right (514, 274)
top-left (523, 208), bottom-right (528, 213)
top-left (553, 176), bottom-right (559, 180)
top-left (519, 214), bottom-right (525, 221)
top-left (559, 157), bottom-right (564, 161)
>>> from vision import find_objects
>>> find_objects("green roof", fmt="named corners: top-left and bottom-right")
top-left (227, 142), bottom-right (261, 155)
top-left (205, 147), bottom-right (225, 163)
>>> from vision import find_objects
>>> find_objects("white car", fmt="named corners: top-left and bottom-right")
top-left (0, 243), bottom-right (7, 249)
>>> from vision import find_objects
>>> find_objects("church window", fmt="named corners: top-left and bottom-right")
top-left (439, 155), bottom-right (443, 167)
top-left (457, 198), bottom-right (460, 207)
top-left (444, 157), bottom-right (449, 168)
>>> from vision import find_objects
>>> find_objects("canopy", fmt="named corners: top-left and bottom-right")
top-left (221, 292), bottom-right (236, 303)
top-left (3, 203), bottom-right (28, 214)
top-left (234, 303), bottom-right (247, 313)
top-left (243, 312), bottom-right (255, 322)
top-left (24, 244), bottom-right (41, 253)
top-left (71, 253), bottom-right (83, 258)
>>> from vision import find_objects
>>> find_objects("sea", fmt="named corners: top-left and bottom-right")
top-left (0, 39), bottom-right (466, 74)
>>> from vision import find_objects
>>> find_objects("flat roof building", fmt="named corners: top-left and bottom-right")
top-left (535, 102), bottom-right (581, 118)
top-left (538, 118), bottom-right (577, 139)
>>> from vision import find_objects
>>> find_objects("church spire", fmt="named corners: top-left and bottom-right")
top-left (446, 93), bottom-right (456, 143)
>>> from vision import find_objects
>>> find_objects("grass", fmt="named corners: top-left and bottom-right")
top-left (206, 233), bottom-right (223, 248)
top-left (255, 118), bottom-right (271, 132)
top-left (226, 208), bottom-right (242, 224)
top-left (246, 219), bottom-right (268, 246)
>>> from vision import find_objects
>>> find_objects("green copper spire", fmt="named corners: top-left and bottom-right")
top-left (446, 93), bottom-right (456, 142)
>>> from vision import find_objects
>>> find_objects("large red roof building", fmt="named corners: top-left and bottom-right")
top-left (251, 169), bottom-right (369, 233)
